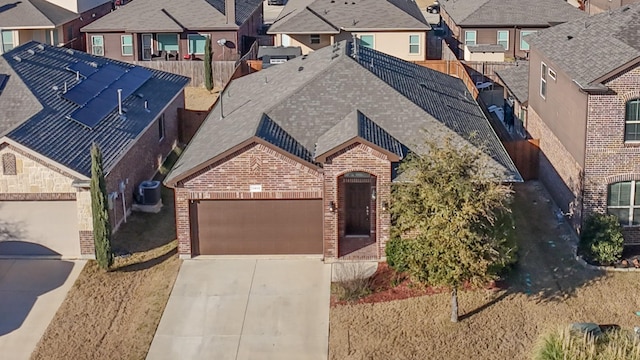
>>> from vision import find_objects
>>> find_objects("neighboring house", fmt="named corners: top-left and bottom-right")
top-left (267, 0), bottom-right (430, 61)
top-left (0, 42), bottom-right (188, 258)
top-left (585, 0), bottom-right (640, 14)
top-left (524, 3), bottom-right (640, 243)
top-left (164, 41), bottom-right (520, 260)
top-left (257, 46), bottom-right (301, 68)
top-left (495, 63), bottom-right (529, 137)
top-left (0, 0), bottom-right (113, 54)
top-left (80, 0), bottom-right (263, 62)
top-left (464, 44), bottom-right (505, 62)
top-left (440, 0), bottom-right (585, 60)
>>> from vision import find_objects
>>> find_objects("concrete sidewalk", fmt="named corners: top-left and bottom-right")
top-left (0, 259), bottom-right (85, 360)
top-left (147, 259), bottom-right (331, 360)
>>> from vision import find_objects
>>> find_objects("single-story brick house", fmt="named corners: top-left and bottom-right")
top-left (0, 42), bottom-right (188, 258)
top-left (165, 41), bottom-right (520, 261)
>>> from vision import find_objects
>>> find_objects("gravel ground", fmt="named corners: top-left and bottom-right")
top-left (329, 181), bottom-right (640, 360)
top-left (184, 86), bottom-right (221, 111)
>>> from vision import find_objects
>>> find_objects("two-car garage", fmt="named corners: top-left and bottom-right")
top-left (191, 199), bottom-right (323, 256)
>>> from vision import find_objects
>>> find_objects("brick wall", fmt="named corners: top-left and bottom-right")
top-left (323, 143), bottom-right (392, 260)
top-left (105, 91), bottom-right (184, 231)
top-left (176, 142), bottom-right (324, 256)
top-left (527, 107), bottom-right (584, 230)
top-left (583, 65), bottom-right (640, 242)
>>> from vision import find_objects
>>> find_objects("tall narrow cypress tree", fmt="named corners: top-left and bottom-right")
top-left (91, 143), bottom-right (113, 270)
top-left (204, 36), bottom-right (213, 91)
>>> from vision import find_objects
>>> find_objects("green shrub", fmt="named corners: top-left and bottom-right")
top-left (385, 237), bottom-right (413, 273)
top-left (533, 327), bottom-right (640, 360)
top-left (580, 213), bottom-right (624, 265)
top-left (487, 210), bottom-right (518, 275)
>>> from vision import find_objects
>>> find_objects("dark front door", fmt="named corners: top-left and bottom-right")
top-left (345, 182), bottom-right (371, 236)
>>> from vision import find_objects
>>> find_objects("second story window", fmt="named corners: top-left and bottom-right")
top-left (91, 35), bottom-right (104, 56)
top-left (121, 35), bottom-right (133, 56)
top-left (310, 34), bottom-right (320, 44)
top-left (464, 31), bottom-right (476, 46)
top-left (409, 35), bottom-right (420, 54)
top-left (497, 31), bottom-right (509, 50)
top-left (520, 30), bottom-right (537, 51)
top-left (625, 99), bottom-right (640, 142)
top-left (540, 62), bottom-right (547, 99)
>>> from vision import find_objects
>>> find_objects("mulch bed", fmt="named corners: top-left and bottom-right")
top-left (330, 263), bottom-right (505, 307)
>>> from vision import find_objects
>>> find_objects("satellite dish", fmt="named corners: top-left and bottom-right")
top-left (217, 38), bottom-right (227, 46)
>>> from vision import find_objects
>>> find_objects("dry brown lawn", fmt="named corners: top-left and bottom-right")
top-left (330, 181), bottom-right (640, 360)
top-left (31, 157), bottom-right (182, 360)
top-left (184, 86), bottom-right (222, 111)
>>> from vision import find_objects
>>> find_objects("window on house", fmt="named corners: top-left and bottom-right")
top-left (158, 113), bottom-right (165, 141)
top-left (157, 33), bottom-right (179, 51)
top-left (409, 35), bottom-right (420, 54)
top-left (91, 35), bottom-right (104, 56)
top-left (359, 35), bottom-right (374, 49)
top-left (66, 25), bottom-right (73, 43)
top-left (310, 34), bottom-right (321, 44)
top-left (548, 68), bottom-right (557, 81)
top-left (520, 30), bottom-right (537, 50)
top-left (464, 31), bottom-right (477, 46)
top-left (188, 34), bottom-right (207, 55)
top-left (49, 29), bottom-right (59, 46)
top-left (625, 99), bottom-right (640, 142)
top-left (121, 35), bottom-right (133, 56)
top-left (2, 153), bottom-right (16, 175)
top-left (2, 30), bottom-right (14, 53)
top-left (608, 181), bottom-right (640, 226)
top-left (540, 62), bottom-right (547, 99)
top-left (497, 30), bottom-right (509, 50)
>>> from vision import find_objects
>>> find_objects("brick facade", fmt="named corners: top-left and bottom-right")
top-left (174, 141), bottom-right (392, 260)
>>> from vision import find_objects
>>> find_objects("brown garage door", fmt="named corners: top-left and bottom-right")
top-left (193, 199), bottom-right (323, 255)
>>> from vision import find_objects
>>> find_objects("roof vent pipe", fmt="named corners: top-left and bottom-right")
top-left (64, 82), bottom-right (67, 93)
top-left (144, 100), bottom-right (149, 112)
top-left (117, 89), bottom-right (123, 115)
top-left (76, 71), bottom-right (80, 81)
top-left (351, 33), bottom-right (358, 60)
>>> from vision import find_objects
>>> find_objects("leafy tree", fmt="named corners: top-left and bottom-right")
top-left (204, 36), bottom-right (213, 91)
top-left (391, 138), bottom-right (515, 322)
top-left (91, 143), bottom-right (113, 270)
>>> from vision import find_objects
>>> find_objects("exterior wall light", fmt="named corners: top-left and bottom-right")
top-left (382, 201), bottom-right (389, 211)
top-left (329, 201), bottom-right (337, 213)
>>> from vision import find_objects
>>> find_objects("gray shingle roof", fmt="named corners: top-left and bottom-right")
top-left (81, 0), bottom-right (262, 32)
top-left (0, 60), bottom-right (42, 135)
top-left (258, 46), bottom-right (303, 59)
top-left (495, 64), bottom-right (529, 103)
top-left (0, 0), bottom-right (78, 28)
top-left (1, 42), bottom-right (189, 178)
top-left (166, 41), bottom-right (520, 184)
top-left (527, 3), bottom-right (640, 89)
top-left (441, 0), bottom-right (585, 27)
top-left (268, 0), bottom-right (429, 34)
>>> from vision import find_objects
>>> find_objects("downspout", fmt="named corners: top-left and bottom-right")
top-left (513, 25), bottom-right (517, 59)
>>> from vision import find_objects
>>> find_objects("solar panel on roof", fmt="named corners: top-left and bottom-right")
top-left (63, 64), bottom-right (128, 106)
top-left (69, 96), bottom-right (115, 129)
top-left (67, 62), bottom-right (98, 78)
top-left (89, 64), bottom-right (126, 85)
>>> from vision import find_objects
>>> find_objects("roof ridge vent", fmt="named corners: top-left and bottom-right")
top-left (13, 56), bottom-right (21, 62)
top-left (66, 49), bottom-right (74, 55)
top-left (36, 44), bottom-right (45, 51)
top-left (27, 49), bottom-right (35, 55)
top-left (89, 62), bottom-right (99, 68)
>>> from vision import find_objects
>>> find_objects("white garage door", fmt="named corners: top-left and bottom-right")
top-left (0, 201), bottom-right (80, 257)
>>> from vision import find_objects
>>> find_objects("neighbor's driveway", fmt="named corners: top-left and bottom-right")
top-left (0, 259), bottom-right (85, 360)
top-left (147, 259), bottom-right (331, 360)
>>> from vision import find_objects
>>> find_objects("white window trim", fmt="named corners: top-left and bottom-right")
top-left (540, 62), bottom-right (547, 99)
top-left (497, 30), bottom-right (509, 50)
top-left (121, 34), bottom-right (133, 56)
top-left (464, 30), bottom-right (477, 46)
top-left (91, 35), bottom-right (104, 56)
top-left (188, 34), bottom-right (207, 55)
top-left (625, 99), bottom-right (640, 143)
top-left (359, 34), bottom-right (375, 49)
top-left (520, 30), bottom-right (536, 50)
top-left (409, 34), bottom-right (420, 54)
top-left (608, 180), bottom-right (640, 226)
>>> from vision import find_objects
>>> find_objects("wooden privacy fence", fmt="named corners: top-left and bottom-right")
top-left (413, 60), bottom-right (479, 99)
top-left (503, 139), bottom-right (539, 180)
top-left (126, 60), bottom-right (237, 88)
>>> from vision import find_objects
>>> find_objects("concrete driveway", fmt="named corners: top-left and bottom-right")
top-left (147, 259), bottom-right (331, 360)
top-left (0, 259), bottom-right (85, 360)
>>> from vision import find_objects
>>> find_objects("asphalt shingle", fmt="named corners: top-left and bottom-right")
top-left (441, 0), bottom-right (584, 26)
top-left (495, 64), bottom-right (529, 103)
top-left (167, 41), bottom-right (520, 184)
top-left (81, 0), bottom-right (262, 32)
top-left (0, 0), bottom-right (78, 28)
top-left (1, 42), bottom-right (189, 177)
top-left (527, 3), bottom-right (640, 89)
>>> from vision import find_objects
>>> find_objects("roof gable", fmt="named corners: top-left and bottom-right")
top-left (0, 0), bottom-right (77, 28)
top-left (442, 0), bottom-right (584, 26)
top-left (2, 42), bottom-right (189, 177)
